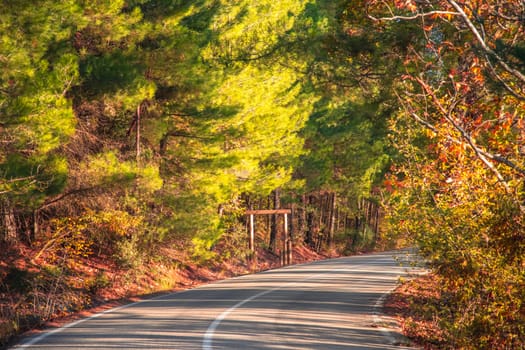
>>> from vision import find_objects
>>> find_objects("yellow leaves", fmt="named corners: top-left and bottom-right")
top-left (78, 152), bottom-right (162, 193)
top-left (36, 217), bottom-right (93, 262)
top-left (444, 12), bottom-right (455, 21)
top-left (206, 0), bottom-right (307, 60)
top-left (424, 128), bottom-right (437, 139)
top-left (87, 209), bottom-right (142, 238)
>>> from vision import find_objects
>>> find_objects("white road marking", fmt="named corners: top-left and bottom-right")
top-left (373, 287), bottom-right (400, 345)
top-left (13, 303), bottom-right (131, 349)
top-left (202, 266), bottom-right (370, 350)
top-left (13, 251), bottom-right (415, 349)
top-left (12, 291), bottom-right (189, 349)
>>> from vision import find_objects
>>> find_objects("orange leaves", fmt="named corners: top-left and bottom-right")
top-left (381, 0), bottom-right (525, 346)
top-left (386, 178), bottom-right (405, 192)
top-left (394, 0), bottom-right (417, 12)
top-left (474, 114), bottom-right (484, 126)
top-left (469, 57), bottom-right (485, 84)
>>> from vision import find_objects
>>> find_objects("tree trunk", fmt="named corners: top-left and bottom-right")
top-left (335, 206), bottom-right (340, 232)
top-left (2, 206), bottom-right (18, 242)
top-left (368, 201), bottom-right (380, 243)
top-left (269, 188), bottom-right (280, 252)
top-left (305, 195), bottom-right (315, 247)
top-left (298, 194), bottom-right (307, 243)
top-left (353, 198), bottom-right (360, 248)
top-left (136, 103), bottom-right (142, 163)
top-left (328, 192), bottom-right (336, 249)
top-left (32, 209), bottom-right (40, 243)
top-left (319, 193), bottom-right (326, 245)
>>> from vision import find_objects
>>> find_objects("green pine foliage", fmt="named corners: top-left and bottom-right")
top-left (0, 1), bottom-right (81, 207)
top-left (1, 0), bottom-right (394, 251)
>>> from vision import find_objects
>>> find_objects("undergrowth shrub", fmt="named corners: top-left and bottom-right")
top-left (86, 209), bottom-right (142, 257)
top-left (213, 222), bottom-right (251, 262)
top-left (0, 264), bottom-right (92, 347)
top-left (114, 234), bottom-right (143, 269)
top-left (388, 178), bottom-right (525, 348)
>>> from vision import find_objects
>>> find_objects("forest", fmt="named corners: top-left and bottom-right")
top-left (1, 0), bottom-right (524, 348)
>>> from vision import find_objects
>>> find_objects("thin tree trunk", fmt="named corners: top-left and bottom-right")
top-left (335, 206), bottom-right (340, 232)
top-left (298, 194), bottom-right (307, 243)
top-left (328, 192), bottom-right (336, 249)
top-left (318, 193), bottom-right (324, 237)
top-left (353, 198), bottom-right (361, 248)
top-left (136, 103), bottom-right (141, 163)
top-left (361, 198), bottom-right (367, 235)
top-left (373, 204), bottom-right (380, 241)
top-left (32, 209), bottom-right (39, 243)
top-left (3, 207), bottom-right (18, 242)
top-left (305, 194), bottom-right (315, 247)
top-left (269, 188), bottom-right (280, 252)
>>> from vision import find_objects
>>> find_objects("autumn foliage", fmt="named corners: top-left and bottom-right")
top-left (368, 0), bottom-right (525, 347)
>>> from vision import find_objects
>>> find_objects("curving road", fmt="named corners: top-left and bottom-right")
top-left (11, 250), bottom-right (421, 349)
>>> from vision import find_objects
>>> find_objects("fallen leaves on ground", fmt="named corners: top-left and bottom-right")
top-left (383, 274), bottom-right (451, 349)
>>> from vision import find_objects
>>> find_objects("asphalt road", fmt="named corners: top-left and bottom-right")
top-left (12, 250), bottom-right (422, 349)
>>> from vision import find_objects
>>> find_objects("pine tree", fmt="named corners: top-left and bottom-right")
top-left (0, 1), bottom-right (83, 240)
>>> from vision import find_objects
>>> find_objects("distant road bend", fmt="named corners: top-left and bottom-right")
top-left (12, 250), bottom-right (422, 350)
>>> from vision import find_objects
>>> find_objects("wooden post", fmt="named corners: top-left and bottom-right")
top-left (270, 189), bottom-right (280, 252)
top-left (283, 213), bottom-right (293, 265)
top-left (284, 213), bottom-right (288, 265)
top-left (289, 217), bottom-right (292, 265)
top-left (245, 209), bottom-right (292, 267)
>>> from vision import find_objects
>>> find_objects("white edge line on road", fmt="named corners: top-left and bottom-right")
top-left (13, 260), bottom-right (336, 349)
top-left (372, 267), bottom-right (429, 348)
top-left (201, 286), bottom-right (281, 350)
top-left (13, 303), bottom-right (130, 349)
top-left (13, 251), bottom-right (413, 349)
top-left (12, 290), bottom-right (190, 349)
top-left (372, 286), bottom-right (400, 345)
top-left (13, 266), bottom-right (341, 350)
top-left (202, 267), bottom-right (359, 350)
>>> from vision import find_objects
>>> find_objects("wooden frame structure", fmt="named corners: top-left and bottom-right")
top-left (246, 209), bottom-right (293, 266)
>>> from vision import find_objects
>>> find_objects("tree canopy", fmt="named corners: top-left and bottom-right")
top-left (1, 1), bottom-right (523, 347)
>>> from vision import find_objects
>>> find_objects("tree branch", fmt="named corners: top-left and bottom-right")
top-left (448, 0), bottom-right (525, 86)
top-left (405, 78), bottom-right (525, 183)
top-left (368, 10), bottom-right (459, 22)
top-left (40, 186), bottom-right (98, 210)
top-left (411, 78), bottom-right (525, 180)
